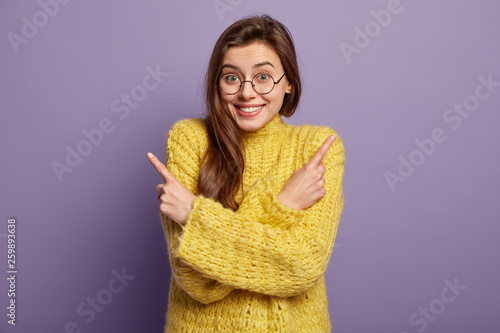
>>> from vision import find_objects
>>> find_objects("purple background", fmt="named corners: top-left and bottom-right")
top-left (1, 0), bottom-right (499, 332)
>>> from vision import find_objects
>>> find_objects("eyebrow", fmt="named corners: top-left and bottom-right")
top-left (221, 61), bottom-right (276, 71)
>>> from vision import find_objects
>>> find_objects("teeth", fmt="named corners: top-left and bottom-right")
top-left (239, 106), bottom-right (263, 112)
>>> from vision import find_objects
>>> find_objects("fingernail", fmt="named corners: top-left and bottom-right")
top-left (147, 152), bottom-right (153, 158)
top-left (330, 135), bottom-right (335, 141)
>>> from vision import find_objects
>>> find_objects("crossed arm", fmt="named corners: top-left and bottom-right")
top-left (148, 120), bottom-right (345, 304)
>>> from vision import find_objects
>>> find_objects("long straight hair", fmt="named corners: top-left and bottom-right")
top-left (197, 14), bottom-right (302, 211)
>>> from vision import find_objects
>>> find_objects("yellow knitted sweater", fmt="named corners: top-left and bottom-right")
top-left (161, 113), bottom-right (345, 332)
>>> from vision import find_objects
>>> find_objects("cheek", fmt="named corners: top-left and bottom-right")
top-left (219, 93), bottom-right (234, 105)
top-left (268, 90), bottom-right (287, 105)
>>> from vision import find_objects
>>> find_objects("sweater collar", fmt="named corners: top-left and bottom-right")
top-left (239, 113), bottom-right (285, 187)
top-left (240, 113), bottom-right (283, 146)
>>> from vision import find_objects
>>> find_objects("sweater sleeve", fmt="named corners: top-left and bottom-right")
top-left (161, 119), bottom-right (234, 304)
top-left (176, 127), bottom-right (345, 298)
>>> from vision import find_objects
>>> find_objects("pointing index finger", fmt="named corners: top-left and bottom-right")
top-left (308, 135), bottom-right (336, 166)
top-left (147, 152), bottom-right (169, 182)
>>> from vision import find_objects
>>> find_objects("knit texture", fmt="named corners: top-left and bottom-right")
top-left (161, 113), bottom-right (345, 332)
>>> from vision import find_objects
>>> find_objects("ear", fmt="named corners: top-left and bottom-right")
top-left (285, 81), bottom-right (292, 94)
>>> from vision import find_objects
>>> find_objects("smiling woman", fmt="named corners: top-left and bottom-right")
top-left (147, 14), bottom-right (345, 332)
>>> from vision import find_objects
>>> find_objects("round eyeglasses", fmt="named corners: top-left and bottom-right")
top-left (217, 72), bottom-right (286, 95)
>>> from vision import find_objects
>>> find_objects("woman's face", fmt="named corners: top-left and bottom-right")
top-left (218, 42), bottom-right (292, 132)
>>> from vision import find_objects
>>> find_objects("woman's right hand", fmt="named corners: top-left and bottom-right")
top-left (277, 135), bottom-right (336, 210)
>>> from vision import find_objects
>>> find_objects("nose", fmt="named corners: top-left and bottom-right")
top-left (239, 80), bottom-right (257, 100)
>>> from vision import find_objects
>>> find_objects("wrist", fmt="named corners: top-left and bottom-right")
top-left (277, 192), bottom-right (290, 208)
top-left (181, 194), bottom-right (197, 226)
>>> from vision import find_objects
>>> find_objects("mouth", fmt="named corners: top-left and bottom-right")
top-left (235, 104), bottom-right (265, 113)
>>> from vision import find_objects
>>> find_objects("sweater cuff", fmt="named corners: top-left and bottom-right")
top-left (176, 195), bottom-right (221, 262)
top-left (259, 174), bottom-right (306, 228)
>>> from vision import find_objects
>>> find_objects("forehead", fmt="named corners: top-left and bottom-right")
top-left (222, 42), bottom-right (283, 70)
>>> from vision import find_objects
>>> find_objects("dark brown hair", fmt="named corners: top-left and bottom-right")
top-left (197, 14), bottom-right (302, 211)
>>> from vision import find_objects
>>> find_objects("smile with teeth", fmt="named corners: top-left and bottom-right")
top-left (237, 105), bottom-right (264, 113)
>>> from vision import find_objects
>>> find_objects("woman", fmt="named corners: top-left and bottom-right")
top-left (147, 14), bottom-right (345, 332)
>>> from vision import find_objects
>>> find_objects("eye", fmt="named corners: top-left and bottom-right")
top-left (256, 73), bottom-right (271, 82)
top-left (223, 74), bottom-right (239, 83)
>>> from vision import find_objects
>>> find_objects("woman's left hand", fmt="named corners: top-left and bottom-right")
top-left (147, 152), bottom-right (196, 226)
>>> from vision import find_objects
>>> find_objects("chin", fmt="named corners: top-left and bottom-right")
top-left (234, 115), bottom-right (268, 133)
